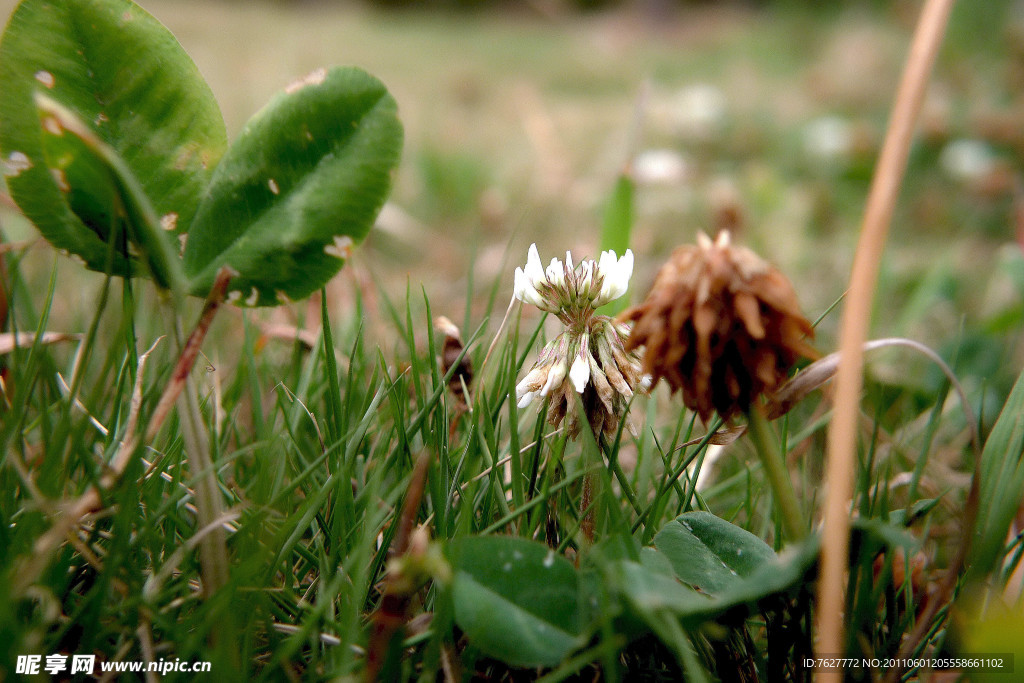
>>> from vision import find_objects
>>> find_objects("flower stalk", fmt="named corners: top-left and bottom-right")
top-left (745, 407), bottom-right (805, 541)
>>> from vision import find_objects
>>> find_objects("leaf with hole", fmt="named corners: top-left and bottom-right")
top-left (0, 0), bottom-right (226, 274)
top-left (35, 94), bottom-right (185, 292)
top-left (183, 66), bottom-right (403, 306)
top-left (447, 535), bottom-right (584, 668)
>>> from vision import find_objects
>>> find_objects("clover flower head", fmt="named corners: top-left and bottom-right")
top-left (513, 243), bottom-right (634, 321)
top-left (513, 244), bottom-right (642, 438)
top-left (621, 230), bottom-right (815, 422)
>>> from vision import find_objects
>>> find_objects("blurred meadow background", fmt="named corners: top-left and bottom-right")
top-left (3, 0), bottom-right (1023, 406)
top-left (3, 0), bottom-right (1024, 678)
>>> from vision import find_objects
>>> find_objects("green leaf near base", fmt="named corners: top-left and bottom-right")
top-left (654, 511), bottom-right (776, 595)
top-left (448, 536), bottom-right (584, 668)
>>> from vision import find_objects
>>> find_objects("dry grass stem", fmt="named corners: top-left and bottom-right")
top-left (816, 0), bottom-right (956, 676)
top-left (0, 331), bottom-right (80, 355)
top-left (769, 337), bottom-right (980, 454)
top-left (172, 268), bottom-right (234, 597)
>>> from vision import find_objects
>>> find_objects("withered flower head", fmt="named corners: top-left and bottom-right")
top-left (434, 316), bottom-right (473, 409)
top-left (514, 244), bottom-right (642, 438)
top-left (621, 230), bottom-right (815, 422)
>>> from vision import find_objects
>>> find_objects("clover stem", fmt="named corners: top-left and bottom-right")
top-left (745, 406), bottom-right (805, 542)
top-left (175, 349), bottom-right (230, 596)
top-left (581, 472), bottom-right (595, 545)
top-left (168, 272), bottom-right (233, 597)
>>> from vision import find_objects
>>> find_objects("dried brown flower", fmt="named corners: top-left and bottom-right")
top-left (434, 316), bottom-right (473, 409)
top-left (621, 231), bottom-right (815, 422)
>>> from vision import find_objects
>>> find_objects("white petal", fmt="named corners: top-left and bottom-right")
top-left (569, 354), bottom-right (590, 393)
top-left (515, 266), bottom-right (548, 308)
top-left (546, 257), bottom-right (564, 287)
top-left (525, 243), bottom-right (545, 284)
top-left (598, 250), bottom-right (628, 301)
top-left (597, 250), bottom-right (616, 281)
top-left (517, 391), bottom-right (537, 409)
top-left (540, 361), bottom-right (566, 397)
top-left (618, 249), bottom-right (634, 285)
top-left (513, 267), bottom-right (527, 302)
top-left (596, 256), bottom-right (618, 304)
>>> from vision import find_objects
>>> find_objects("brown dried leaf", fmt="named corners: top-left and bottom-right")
top-left (434, 316), bottom-right (473, 406)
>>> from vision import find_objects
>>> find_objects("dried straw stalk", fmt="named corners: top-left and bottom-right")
top-left (816, 0), bottom-right (956, 677)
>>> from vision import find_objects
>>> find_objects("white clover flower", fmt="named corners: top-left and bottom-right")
top-left (512, 244), bottom-right (643, 439)
top-left (512, 243), bottom-right (634, 319)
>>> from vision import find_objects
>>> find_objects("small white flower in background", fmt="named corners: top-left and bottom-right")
top-left (803, 115), bottom-right (853, 165)
top-left (672, 83), bottom-right (727, 140)
top-left (632, 148), bottom-right (689, 186)
top-left (940, 139), bottom-right (995, 183)
top-left (513, 244), bottom-right (642, 438)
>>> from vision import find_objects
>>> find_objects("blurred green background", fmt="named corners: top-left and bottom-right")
top-left (2, 0), bottom-right (1022, 410)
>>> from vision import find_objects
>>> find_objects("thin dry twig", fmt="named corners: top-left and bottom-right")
top-left (0, 331), bottom-right (80, 355)
top-left (816, 0), bottom-right (956, 676)
top-left (767, 337), bottom-right (981, 455)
